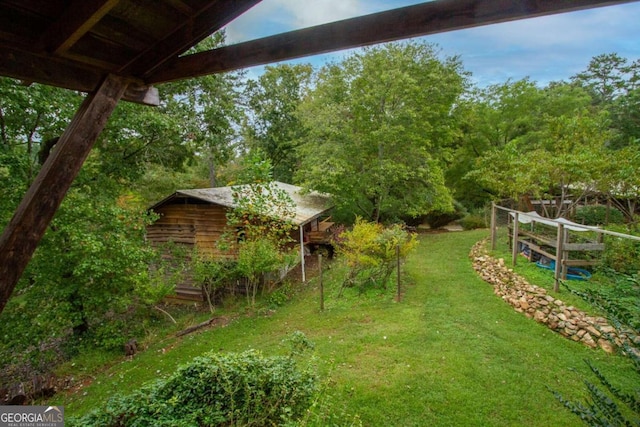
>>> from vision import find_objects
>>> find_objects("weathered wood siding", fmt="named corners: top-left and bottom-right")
top-left (147, 203), bottom-right (230, 257)
top-left (147, 203), bottom-right (233, 301)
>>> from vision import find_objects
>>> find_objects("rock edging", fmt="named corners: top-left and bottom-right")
top-left (470, 239), bottom-right (636, 354)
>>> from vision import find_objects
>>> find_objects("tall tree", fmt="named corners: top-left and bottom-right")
top-left (450, 79), bottom-right (594, 209)
top-left (243, 64), bottom-right (312, 183)
top-left (296, 42), bottom-right (466, 223)
top-left (572, 53), bottom-right (640, 148)
top-left (469, 109), bottom-right (611, 216)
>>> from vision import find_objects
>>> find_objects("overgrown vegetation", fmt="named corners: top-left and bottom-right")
top-left (335, 218), bottom-right (417, 294)
top-left (600, 227), bottom-right (640, 274)
top-left (197, 154), bottom-right (299, 308)
top-left (573, 205), bottom-right (625, 226)
top-left (70, 332), bottom-right (317, 427)
top-left (2, 33), bottom-right (640, 423)
top-left (553, 271), bottom-right (640, 426)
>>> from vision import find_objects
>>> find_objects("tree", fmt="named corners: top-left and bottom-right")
top-left (99, 32), bottom-right (243, 198)
top-left (572, 53), bottom-right (640, 148)
top-left (469, 109), bottom-right (611, 216)
top-left (336, 218), bottom-right (417, 294)
top-left (296, 42), bottom-right (466, 223)
top-left (243, 64), bottom-right (312, 183)
top-left (601, 144), bottom-right (640, 225)
top-left (448, 79), bottom-right (594, 209)
top-left (213, 153), bottom-right (298, 307)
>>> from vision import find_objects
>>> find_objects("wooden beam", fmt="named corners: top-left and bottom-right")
top-left (121, 0), bottom-right (262, 77)
top-left (39, 0), bottom-right (121, 55)
top-left (148, 0), bottom-right (640, 83)
top-left (0, 45), bottom-right (159, 106)
top-left (0, 74), bottom-right (129, 315)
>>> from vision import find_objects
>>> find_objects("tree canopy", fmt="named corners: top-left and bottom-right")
top-left (295, 42), bottom-right (467, 223)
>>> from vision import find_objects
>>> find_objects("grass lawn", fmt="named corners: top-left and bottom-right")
top-left (51, 229), bottom-right (637, 426)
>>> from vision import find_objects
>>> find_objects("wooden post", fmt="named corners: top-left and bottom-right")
top-left (319, 253), bottom-right (324, 311)
top-left (299, 225), bottom-right (306, 283)
top-left (511, 212), bottom-right (520, 266)
top-left (554, 223), bottom-right (565, 292)
top-left (561, 227), bottom-right (569, 280)
top-left (396, 244), bottom-right (401, 302)
top-left (490, 202), bottom-right (497, 250)
top-left (0, 74), bottom-right (129, 315)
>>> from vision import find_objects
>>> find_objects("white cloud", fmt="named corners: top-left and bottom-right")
top-left (271, 0), bottom-right (363, 28)
top-left (225, 0), bottom-right (367, 44)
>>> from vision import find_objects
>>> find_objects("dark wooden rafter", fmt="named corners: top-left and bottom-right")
top-left (38, 0), bottom-right (121, 55)
top-left (0, 44), bottom-right (159, 105)
top-left (0, 74), bottom-right (130, 314)
top-left (148, 0), bottom-right (639, 83)
top-left (120, 0), bottom-right (262, 77)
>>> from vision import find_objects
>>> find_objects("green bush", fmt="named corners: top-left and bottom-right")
top-left (573, 205), bottom-right (624, 225)
top-left (600, 228), bottom-right (640, 274)
top-left (460, 214), bottom-right (487, 230)
top-left (71, 346), bottom-right (318, 426)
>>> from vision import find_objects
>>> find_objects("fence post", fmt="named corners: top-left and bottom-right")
top-left (511, 212), bottom-right (519, 266)
top-left (490, 202), bottom-right (497, 250)
top-left (319, 253), bottom-right (324, 311)
top-left (554, 223), bottom-right (564, 292)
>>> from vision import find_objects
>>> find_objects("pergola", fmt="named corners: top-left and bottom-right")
top-left (0, 0), bottom-right (637, 313)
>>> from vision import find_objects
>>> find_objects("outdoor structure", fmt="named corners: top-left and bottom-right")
top-left (508, 211), bottom-right (603, 282)
top-left (491, 205), bottom-right (603, 289)
top-left (490, 204), bottom-right (640, 291)
top-left (1, 0), bottom-right (638, 314)
top-left (147, 182), bottom-right (334, 299)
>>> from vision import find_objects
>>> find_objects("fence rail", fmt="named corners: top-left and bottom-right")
top-left (490, 202), bottom-right (640, 291)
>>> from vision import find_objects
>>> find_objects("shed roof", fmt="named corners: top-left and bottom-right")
top-left (151, 182), bottom-right (333, 226)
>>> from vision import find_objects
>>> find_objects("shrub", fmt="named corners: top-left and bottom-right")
top-left (460, 214), bottom-right (487, 230)
top-left (336, 219), bottom-right (417, 292)
top-left (573, 205), bottom-right (624, 225)
top-left (71, 343), bottom-right (318, 426)
top-left (600, 227), bottom-right (640, 275)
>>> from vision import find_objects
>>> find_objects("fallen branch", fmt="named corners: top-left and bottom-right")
top-left (175, 315), bottom-right (233, 338)
top-left (154, 305), bottom-right (177, 324)
top-left (176, 319), bottom-right (215, 337)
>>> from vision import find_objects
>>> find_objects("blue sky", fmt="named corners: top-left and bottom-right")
top-left (224, 0), bottom-right (640, 87)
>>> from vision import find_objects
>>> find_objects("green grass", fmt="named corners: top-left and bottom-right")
top-left (50, 229), bottom-right (637, 426)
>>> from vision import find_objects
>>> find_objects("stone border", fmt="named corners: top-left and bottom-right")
top-left (469, 239), bottom-right (635, 354)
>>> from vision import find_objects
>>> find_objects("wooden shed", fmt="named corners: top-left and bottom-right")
top-left (147, 182), bottom-right (334, 300)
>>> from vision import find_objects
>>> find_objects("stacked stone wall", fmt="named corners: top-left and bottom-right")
top-left (470, 240), bottom-right (638, 354)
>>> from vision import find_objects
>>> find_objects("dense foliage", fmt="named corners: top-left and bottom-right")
top-left (0, 32), bottom-right (243, 382)
top-left (295, 42), bottom-right (465, 223)
top-left (243, 64), bottom-right (312, 183)
top-left (1, 30), bottom-right (639, 408)
top-left (335, 218), bottom-right (417, 293)
top-left (71, 333), bottom-right (317, 427)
